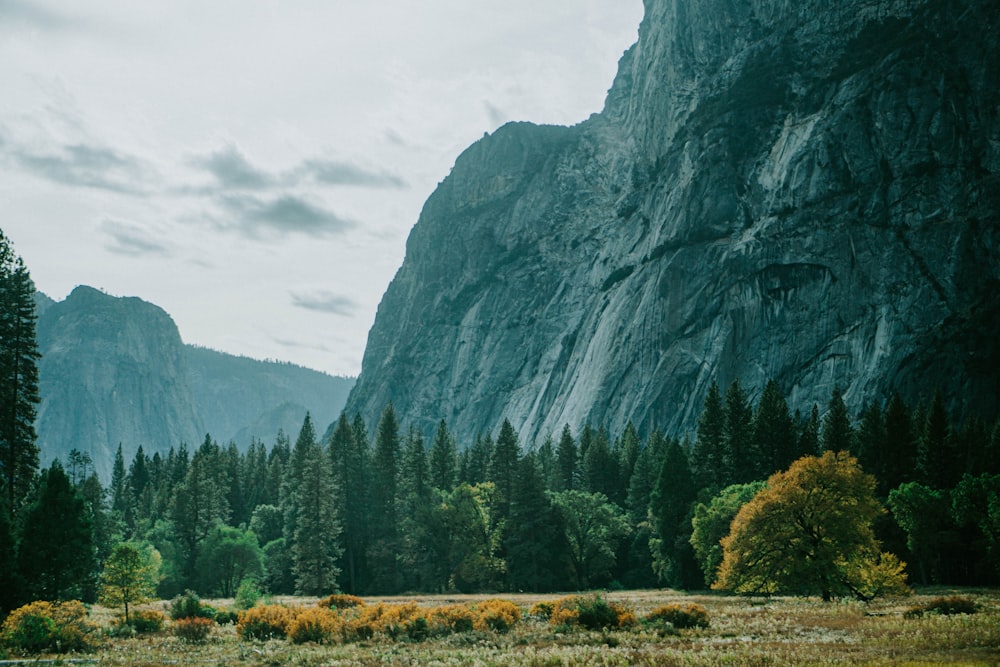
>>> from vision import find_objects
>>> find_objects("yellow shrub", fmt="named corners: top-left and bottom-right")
top-left (645, 603), bottom-right (709, 629)
top-left (529, 600), bottom-right (555, 620)
top-left (288, 607), bottom-right (341, 644)
top-left (236, 604), bottom-right (299, 641)
top-left (610, 601), bottom-right (637, 629)
top-left (1, 600), bottom-right (100, 654)
top-left (473, 599), bottom-right (521, 634)
top-left (427, 604), bottom-right (476, 634)
top-left (317, 593), bottom-right (366, 610)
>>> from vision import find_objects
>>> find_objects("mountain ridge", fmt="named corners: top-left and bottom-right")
top-left (344, 0), bottom-right (999, 444)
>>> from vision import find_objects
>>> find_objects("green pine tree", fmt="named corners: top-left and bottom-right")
top-left (429, 419), bottom-right (457, 491)
top-left (692, 382), bottom-right (725, 491)
top-left (820, 387), bottom-right (854, 453)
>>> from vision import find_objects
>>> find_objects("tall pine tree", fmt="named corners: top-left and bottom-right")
top-left (0, 231), bottom-right (40, 514)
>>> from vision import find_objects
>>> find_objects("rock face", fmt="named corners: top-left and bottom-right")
top-left (345, 0), bottom-right (1000, 445)
top-left (37, 286), bottom-right (354, 479)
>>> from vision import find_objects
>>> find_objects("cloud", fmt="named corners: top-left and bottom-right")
top-left (12, 142), bottom-right (148, 194)
top-left (290, 289), bottom-right (359, 316)
top-left (218, 194), bottom-right (356, 239)
top-left (101, 219), bottom-right (171, 257)
top-left (194, 144), bottom-right (274, 190)
top-left (0, 0), bottom-right (75, 31)
top-left (297, 159), bottom-right (406, 189)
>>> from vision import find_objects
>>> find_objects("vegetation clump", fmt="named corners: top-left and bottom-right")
top-left (170, 590), bottom-right (216, 621)
top-left (318, 593), bottom-right (366, 610)
top-left (0, 600), bottom-right (99, 654)
top-left (236, 604), bottom-right (298, 641)
top-left (645, 603), bottom-right (710, 629)
top-left (905, 595), bottom-right (979, 618)
top-left (472, 599), bottom-right (522, 633)
top-left (545, 595), bottom-right (634, 631)
top-left (288, 607), bottom-right (340, 644)
top-left (172, 616), bottom-right (214, 643)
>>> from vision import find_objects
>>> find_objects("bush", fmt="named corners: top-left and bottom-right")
top-left (645, 603), bottom-right (710, 629)
top-left (213, 608), bottom-right (239, 625)
top-left (129, 609), bottom-right (165, 633)
top-left (529, 600), bottom-right (554, 620)
top-left (288, 607), bottom-right (340, 644)
top-left (318, 593), bottom-right (366, 610)
top-left (237, 604), bottom-right (298, 641)
top-left (572, 595), bottom-right (620, 631)
top-left (472, 599), bottom-right (521, 634)
top-left (428, 604), bottom-right (476, 635)
top-left (173, 617), bottom-right (214, 643)
top-left (170, 590), bottom-right (215, 621)
top-left (0, 600), bottom-right (99, 654)
top-left (905, 595), bottom-right (979, 618)
top-left (544, 596), bottom-right (636, 631)
top-left (406, 616), bottom-right (429, 642)
top-left (235, 579), bottom-right (263, 611)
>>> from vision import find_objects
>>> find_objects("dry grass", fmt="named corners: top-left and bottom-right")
top-left (6, 589), bottom-right (999, 666)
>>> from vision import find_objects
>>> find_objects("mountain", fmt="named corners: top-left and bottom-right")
top-left (344, 0), bottom-right (999, 445)
top-left (36, 286), bottom-right (354, 479)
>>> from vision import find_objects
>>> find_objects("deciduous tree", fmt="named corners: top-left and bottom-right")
top-left (99, 541), bottom-right (161, 624)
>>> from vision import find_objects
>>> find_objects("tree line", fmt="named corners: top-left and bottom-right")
top-left (1, 228), bottom-right (999, 616)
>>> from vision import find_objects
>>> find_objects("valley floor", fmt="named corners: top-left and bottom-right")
top-left (14, 588), bottom-right (1000, 666)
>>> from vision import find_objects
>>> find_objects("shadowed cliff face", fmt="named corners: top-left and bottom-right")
top-left (345, 0), bottom-right (1000, 444)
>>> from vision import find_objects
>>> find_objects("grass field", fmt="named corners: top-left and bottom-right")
top-left (9, 588), bottom-right (1000, 666)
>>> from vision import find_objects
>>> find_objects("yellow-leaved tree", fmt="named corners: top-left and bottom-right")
top-left (99, 541), bottom-right (162, 624)
top-left (713, 450), bottom-right (909, 601)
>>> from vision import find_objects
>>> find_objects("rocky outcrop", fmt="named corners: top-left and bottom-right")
top-left (345, 0), bottom-right (999, 445)
top-left (36, 286), bottom-right (354, 479)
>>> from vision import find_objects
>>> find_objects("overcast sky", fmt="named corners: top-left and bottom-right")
top-left (0, 0), bottom-right (643, 377)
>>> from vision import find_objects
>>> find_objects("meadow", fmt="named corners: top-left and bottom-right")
top-left (5, 588), bottom-right (995, 666)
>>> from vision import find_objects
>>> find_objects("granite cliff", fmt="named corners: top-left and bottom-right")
top-left (37, 286), bottom-right (354, 479)
top-left (345, 0), bottom-right (1000, 444)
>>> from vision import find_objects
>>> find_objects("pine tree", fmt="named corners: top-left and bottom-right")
top-left (282, 414), bottom-right (319, 550)
top-left (582, 425), bottom-right (616, 499)
top-left (723, 380), bottom-right (754, 484)
top-left (110, 444), bottom-right (128, 515)
top-left (505, 452), bottom-right (568, 592)
top-left (293, 444), bottom-right (342, 595)
top-left (429, 419), bottom-right (457, 491)
top-left (751, 379), bottom-right (796, 478)
top-left (554, 424), bottom-right (578, 491)
top-left (488, 419), bottom-right (520, 523)
top-left (463, 431), bottom-right (493, 485)
top-left (918, 390), bottom-right (954, 488)
top-left (692, 381), bottom-right (725, 491)
top-left (649, 438), bottom-right (697, 587)
top-left (820, 387), bottom-right (854, 453)
top-left (369, 404), bottom-right (402, 592)
top-left (18, 461), bottom-right (95, 601)
top-left (0, 232), bottom-right (41, 514)
top-left (855, 402), bottom-right (888, 493)
top-left (798, 405), bottom-right (821, 457)
top-left (400, 426), bottom-right (434, 591)
top-left (171, 437), bottom-right (228, 584)
top-left (0, 496), bottom-right (20, 612)
top-left (883, 393), bottom-right (917, 488)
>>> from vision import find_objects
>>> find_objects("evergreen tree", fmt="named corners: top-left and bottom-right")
top-left (171, 437), bottom-right (228, 584)
top-left (535, 435), bottom-right (556, 490)
top-left (855, 402), bottom-right (888, 494)
top-left (554, 424), bottom-right (578, 491)
top-left (110, 444), bottom-right (128, 516)
top-left (617, 422), bottom-right (642, 502)
top-left (0, 232), bottom-right (41, 514)
top-left (331, 413), bottom-right (371, 593)
top-left (723, 380), bottom-right (754, 484)
top-left (649, 437), bottom-right (697, 587)
top-left (429, 419), bottom-right (457, 491)
top-left (463, 431), bottom-right (493, 485)
top-left (581, 425), bottom-right (615, 499)
top-left (488, 419), bottom-right (519, 522)
top-left (18, 461), bottom-right (95, 601)
top-left (798, 404), bottom-right (821, 457)
top-left (0, 496), bottom-right (20, 612)
top-left (282, 414), bottom-right (319, 552)
top-left (883, 393), bottom-right (917, 487)
top-left (820, 387), bottom-right (854, 453)
top-left (292, 445), bottom-right (342, 595)
top-left (691, 381), bottom-right (725, 491)
top-left (369, 404), bottom-right (402, 592)
top-left (918, 390), bottom-right (954, 488)
top-left (400, 426), bottom-right (434, 591)
top-left (751, 379), bottom-right (796, 478)
top-left (505, 452), bottom-right (567, 592)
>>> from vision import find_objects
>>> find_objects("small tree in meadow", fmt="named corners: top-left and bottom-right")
top-left (99, 541), bottom-right (161, 625)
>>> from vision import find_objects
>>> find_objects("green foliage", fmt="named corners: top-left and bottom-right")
top-left (128, 609), bottom-right (165, 633)
top-left (714, 451), bottom-right (907, 601)
top-left (0, 600), bottom-right (99, 654)
top-left (235, 578), bottom-right (263, 610)
top-left (170, 590), bottom-right (215, 621)
top-left (549, 489), bottom-right (630, 589)
top-left (99, 541), bottom-right (162, 624)
top-left (689, 481), bottom-right (766, 586)
top-left (649, 437), bottom-right (697, 587)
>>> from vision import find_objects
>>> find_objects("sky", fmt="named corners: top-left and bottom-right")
top-left (0, 0), bottom-right (643, 377)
